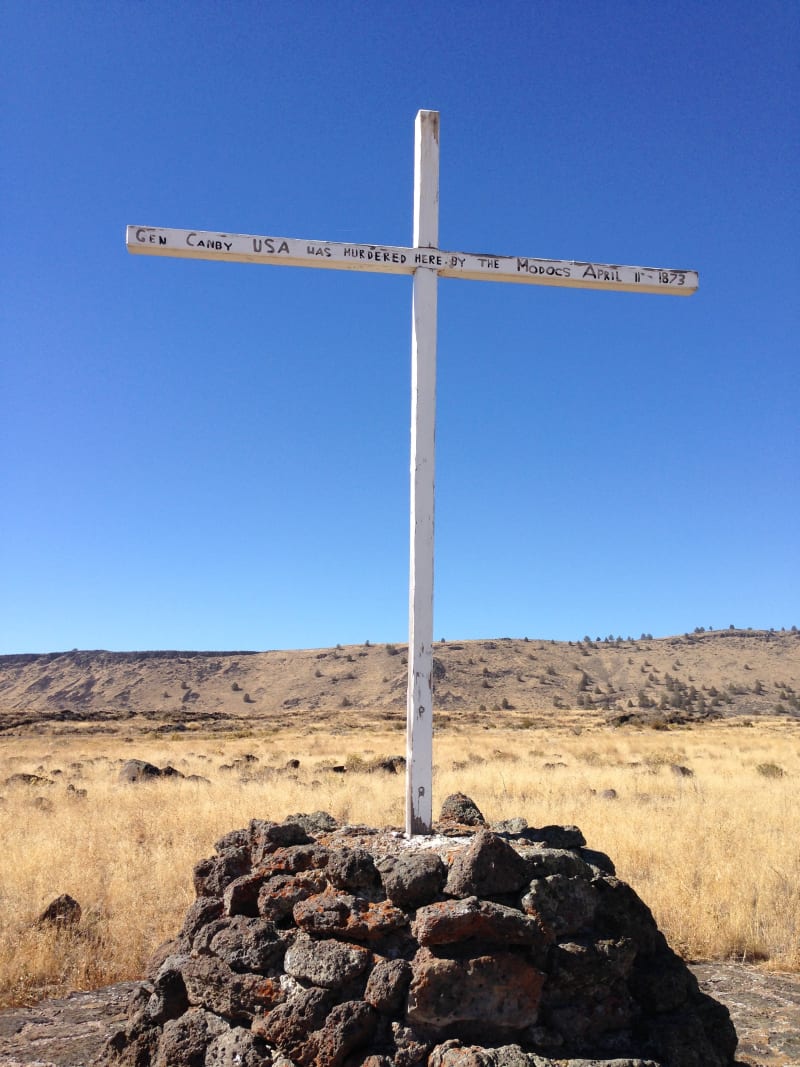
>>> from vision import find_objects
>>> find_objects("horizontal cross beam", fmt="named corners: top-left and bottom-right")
top-left (127, 225), bottom-right (698, 296)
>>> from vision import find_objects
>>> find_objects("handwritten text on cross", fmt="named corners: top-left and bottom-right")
top-left (128, 226), bottom-right (697, 296)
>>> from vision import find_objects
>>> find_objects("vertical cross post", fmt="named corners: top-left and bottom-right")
top-left (406, 110), bottom-right (439, 836)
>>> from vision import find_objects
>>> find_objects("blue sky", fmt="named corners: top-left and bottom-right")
top-left (2, 1), bottom-right (798, 653)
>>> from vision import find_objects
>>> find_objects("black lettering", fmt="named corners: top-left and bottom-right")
top-left (277, 241), bottom-right (290, 254)
top-left (517, 258), bottom-right (570, 279)
top-left (187, 232), bottom-right (198, 247)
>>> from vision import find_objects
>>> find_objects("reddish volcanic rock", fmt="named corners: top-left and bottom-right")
top-left (412, 896), bottom-right (553, 953)
top-left (444, 829), bottom-right (530, 897)
top-left (293, 890), bottom-right (408, 940)
top-left (407, 948), bottom-right (545, 1033)
top-left (100, 799), bottom-right (739, 1067)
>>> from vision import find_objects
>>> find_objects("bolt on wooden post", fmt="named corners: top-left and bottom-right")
top-left (126, 110), bottom-right (698, 836)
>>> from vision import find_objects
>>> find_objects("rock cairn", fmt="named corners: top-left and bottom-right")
top-left (101, 796), bottom-right (737, 1067)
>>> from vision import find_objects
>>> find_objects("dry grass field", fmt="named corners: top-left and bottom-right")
top-left (1, 713), bottom-right (798, 1010)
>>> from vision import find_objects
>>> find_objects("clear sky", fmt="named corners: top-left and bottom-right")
top-left (2, 1), bottom-right (798, 654)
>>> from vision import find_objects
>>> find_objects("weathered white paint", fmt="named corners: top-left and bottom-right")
top-left (127, 225), bottom-right (698, 296)
top-left (406, 110), bottom-right (439, 837)
top-left (126, 109), bottom-right (699, 837)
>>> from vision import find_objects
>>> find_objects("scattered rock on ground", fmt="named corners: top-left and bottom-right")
top-left (37, 895), bottom-right (81, 927)
top-left (118, 760), bottom-right (185, 784)
top-left (4, 773), bottom-right (54, 788)
top-left (439, 792), bottom-right (486, 827)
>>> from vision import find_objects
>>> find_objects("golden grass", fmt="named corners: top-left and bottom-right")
top-left (0, 716), bottom-right (798, 1008)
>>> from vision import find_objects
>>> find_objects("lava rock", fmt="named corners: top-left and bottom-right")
top-left (413, 897), bottom-right (553, 954)
top-left (439, 793), bottom-right (486, 826)
top-left (375, 850), bottom-right (447, 908)
top-left (407, 947), bottom-right (546, 1034)
top-left (38, 893), bottom-right (81, 927)
top-left (364, 958), bottom-right (412, 1014)
top-left (284, 932), bottom-right (371, 989)
top-left (445, 830), bottom-right (530, 896)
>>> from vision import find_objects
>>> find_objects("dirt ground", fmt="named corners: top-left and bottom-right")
top-left (0, 964), bottom-right (797, 1067)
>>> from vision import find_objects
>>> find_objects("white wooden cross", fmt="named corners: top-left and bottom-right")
top-left (126, 110), bottom-right (698, 837)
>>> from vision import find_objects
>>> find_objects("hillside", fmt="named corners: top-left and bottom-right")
top-left (1, 628), bottom-right (798, 737)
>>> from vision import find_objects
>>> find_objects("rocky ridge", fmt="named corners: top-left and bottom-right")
top-left (101, 795), bottom-right (738, 1067)
top-left (1, 630), bottom-right (798, 736)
